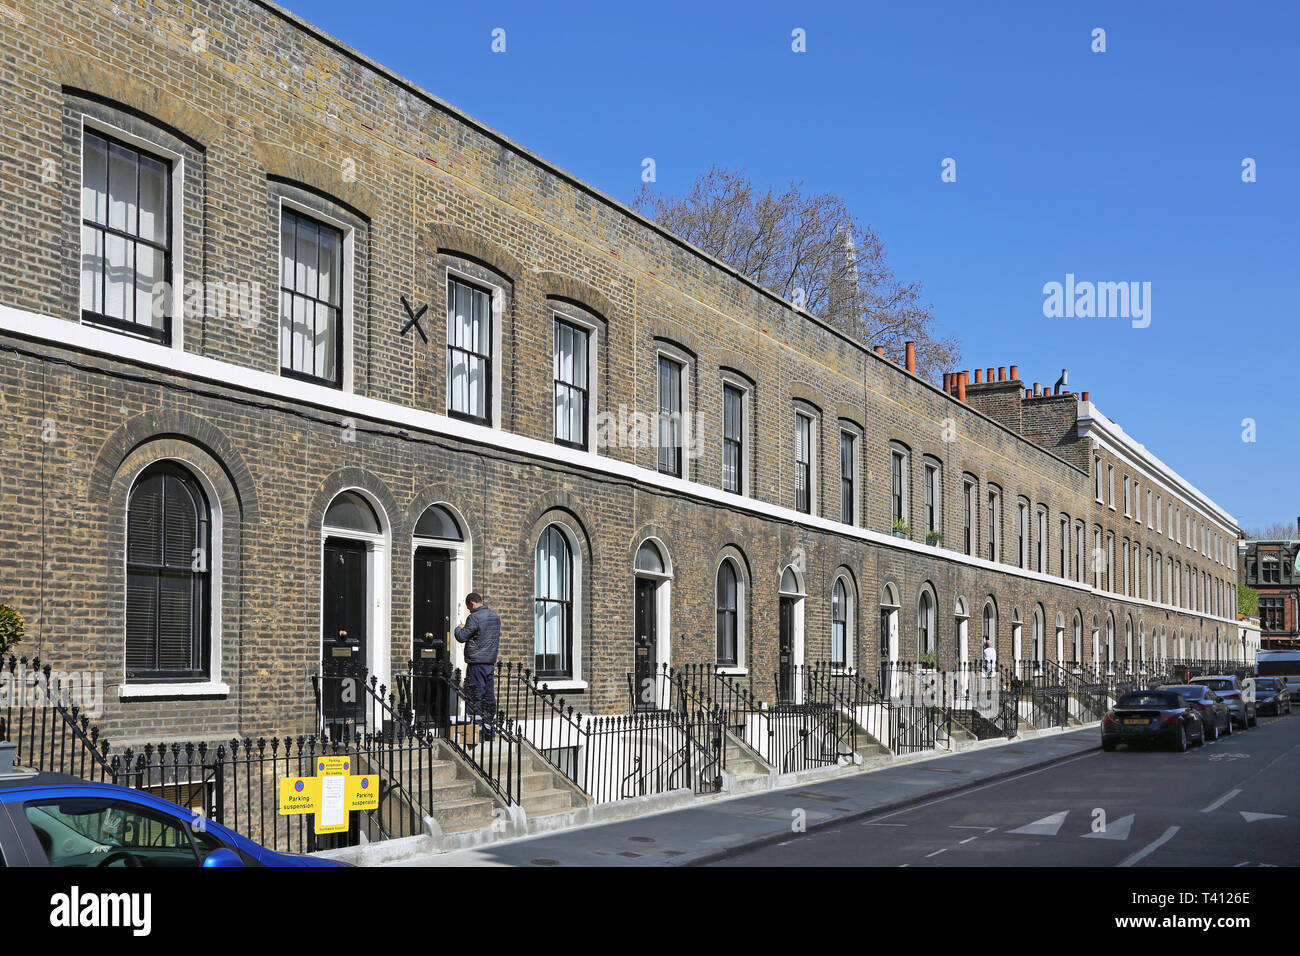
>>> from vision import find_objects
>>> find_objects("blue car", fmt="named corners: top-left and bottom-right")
top-left (0, 771), bottom-right (348, 867)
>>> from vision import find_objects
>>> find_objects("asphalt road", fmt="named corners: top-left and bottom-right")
top-left (712, 711), bottom-right (1300, 867)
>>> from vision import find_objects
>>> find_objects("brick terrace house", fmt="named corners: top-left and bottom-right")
top-left (0, 0), bottom-right (1245, 744)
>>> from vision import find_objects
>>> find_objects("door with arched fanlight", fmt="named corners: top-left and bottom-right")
top-left (778, 567), bottom-right (805, 703)
top-left (411, 503), bottom-right (466, 722)
top-left (634, 540), bottom-right (672, 710)
top-left (321, 490), bottom-right (387, 731)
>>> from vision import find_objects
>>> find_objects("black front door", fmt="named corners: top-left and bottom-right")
top-left (634, 578), bottom-right (658, 711)
top-left (412, 547), bottom-right (452, 722)
top-left (778, 596), bottom-right (796, 703)
top-left (322, 538), bottom-right (367, 727)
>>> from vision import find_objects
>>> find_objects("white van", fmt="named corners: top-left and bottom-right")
top-left (1256, 649), bottom-right (1300, 681)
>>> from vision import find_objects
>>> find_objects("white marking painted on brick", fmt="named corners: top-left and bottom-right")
top-left (1008, 811), bottom-right (1068, 836)
top-left (1201, 788), bottom-right (1241, 813)
top-left (1082, 813), bottom-right (1133, 840)
top-left (1117, 826), bottom-right (1179, 867)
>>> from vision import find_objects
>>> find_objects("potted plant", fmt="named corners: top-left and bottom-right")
top-left (918, 651), bottom-right (938, 670)
top-left (892, 519), bottom-right (910, 538)
top-left (925, 531), bottom-right (943, 546)
top-left (0, 603), bottom-right (24, 657)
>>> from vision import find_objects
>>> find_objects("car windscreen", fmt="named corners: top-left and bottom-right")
top-left (1192, 678), bottom-right (1234, 691)
top-left (1166, 685), bottom-right (1206, 698)
top-left (1117, 693), bottom-right (1180, 709)
top-left (1254, 678), bottom-right (1277, 690)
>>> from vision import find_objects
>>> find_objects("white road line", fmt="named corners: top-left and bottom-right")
top-left (1234, 861), bottom-right (1251, 867)
top-left (863, 822), bottom-right (908, 827)
top-left (959, 836), bottom-right (979, 845)
top-left (1201, 788), bottom-right (1242, 813)
top-left (926, 848), bottom-right (947, 858)
top-left (1117, 826), bottom-right (1180, 868)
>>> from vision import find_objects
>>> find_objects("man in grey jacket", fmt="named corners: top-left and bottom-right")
top-left (454, 591), bottom-right (500, 741)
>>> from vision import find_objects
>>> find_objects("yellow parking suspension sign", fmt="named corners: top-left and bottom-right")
top-left (279, 757), bottom-right (379, 836)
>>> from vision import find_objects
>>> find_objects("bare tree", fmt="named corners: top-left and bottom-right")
top-left (633, 166), bottom-right (959, 381)
top-left (1244, 521), bottom-right (1299, 541)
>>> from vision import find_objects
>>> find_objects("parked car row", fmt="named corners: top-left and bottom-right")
top-left (1101, 674), bottom-right (1289, 753)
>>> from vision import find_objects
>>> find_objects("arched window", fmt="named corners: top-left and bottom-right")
top-left (831, 578), bottom-right (852, 668)
top-left (534, 525), bottom-right (573, 678)
top-left (126, 462), bottom-right (211, 680)
top-left (1031, 606), bottom-right (1044, 663)
top-left (716, 560), bottom-right (741, 667)
top-left (1105, 612), bottom-right (1115, 666)
top-left (982, 600), bottom-right (996, 646)
top-left (1125, 616), bottom-right (1134, 663)
top-left (635, 540), bottom-right (665, 574)
top-left (414, 504), bottom-right (462, 540)
top-left (1072, 611), bottom-right (1083, 664)
top-left (917, 588), bottom-right (936, 660)
top-left (324, 490), bottom-right (380, 533)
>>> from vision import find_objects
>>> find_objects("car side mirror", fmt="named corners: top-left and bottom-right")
top-left (202, 848), bottom-right (244, 868)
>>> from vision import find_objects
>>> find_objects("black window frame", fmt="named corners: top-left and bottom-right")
top-left (125, 461), bottom-right (211, 683)
top-left (794, 412), bottom-right (813, 514)
top-left (446, 275), bottom-right (494, 425)
top-left (840, 431), bottom-right (855, 525)
top-left (657, 356), bottom-right (684, 478)
top-left (716, 561), bottom-right (739, 667)
top-left (80, 128), bottom-right (174, 345)
top-left (279, 206), bottom-right (345, 388)
top-left (533, 524), bottom-right (574, 680)
top-left (722, 384), bottom-right (743, 494)
top-left (553, 317), bottom-right (589, 449)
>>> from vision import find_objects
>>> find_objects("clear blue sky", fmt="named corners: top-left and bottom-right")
top-left (286, 0), bottom-right (1298, 532)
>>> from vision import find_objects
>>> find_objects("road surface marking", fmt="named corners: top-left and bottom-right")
top-left (1008, 811), bottom-right (1068, 836)
top-left (1201, 788), bottom-right (1242, 813)
top-left (1082, 813), bottom-right (1133, 840)
top-left (959, 836), bottom-right (980, 844)
top-left (925, 848), bottom-right (947, 858)
top-left (1239, 811), bottom-right (1286, 823)
top-left (1117, 826), bottom-right (1179, 867)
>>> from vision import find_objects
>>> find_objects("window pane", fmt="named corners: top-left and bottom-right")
top-left (103, 233), bottom-right (130, 320)
top-left (137, 154), bottom-right (167, 244)
top-left (106, 140), bottom-right (137, 234)
top-left (82, 132), bottom-right (107, 223)
top-left (81, 225), bottom-right (103, 313)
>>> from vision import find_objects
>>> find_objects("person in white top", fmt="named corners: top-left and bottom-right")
top-left (982, 638), bottom-right (997, 675)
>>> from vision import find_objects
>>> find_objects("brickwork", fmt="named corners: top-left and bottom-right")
top-left (0, 0), bottom-right (1242, 743)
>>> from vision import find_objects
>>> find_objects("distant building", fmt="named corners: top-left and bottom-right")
top-left (1240, 528), bottom-right (1300, 651)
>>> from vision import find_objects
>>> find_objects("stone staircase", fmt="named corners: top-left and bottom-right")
top-left (721, 733), bottom-right (773, 792)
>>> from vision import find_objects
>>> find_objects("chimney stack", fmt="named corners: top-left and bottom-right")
top-left (1009, 364), bottom-right (1019, 381)
top-left (943, 372), bottom-right (952, 393)
top-left (1081, 390), bottom-right (1090, 403)
top-left (986, 367), bottom-right (994, 382)
top-left (874, 345), bottom-right (885, 355)
top-left (1033, 382), bottom-right (1042, 397)
top-left (973, 368), bottom-right (983, 384)
top-left (956, 372), bottom-right (967, 402)
top-left (997, 366), bottom-right (1006, 382)
top-left (905, 341), bottom-right (916, 374)
top-left (1025, 388), bottom-right (1032, 399)
top-left (1054, 368), bottom-right (1069, 395)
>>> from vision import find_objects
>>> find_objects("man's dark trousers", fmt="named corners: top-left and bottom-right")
top-left (465, 662), bottom-right (497, 740)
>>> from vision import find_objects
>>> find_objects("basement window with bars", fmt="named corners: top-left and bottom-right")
top-left (126, 462), bottom-right (211, 681)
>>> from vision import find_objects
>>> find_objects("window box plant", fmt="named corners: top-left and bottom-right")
top-left (892, 519), bottom-right (910, 538)
top-left (926, 531), bottom-right (943, 546)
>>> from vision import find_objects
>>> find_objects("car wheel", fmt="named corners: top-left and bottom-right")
top-left (1208, 720), bottom-right (1219, 741)
top-left (1194, 724), bottom-right (1206, 746)
top-left (1175, 725), bottom-right (1188, 753)
top-left (1248, 713), bottom-right (1257, 727)
top-left (1224, 717), bottom-right (1233, 736)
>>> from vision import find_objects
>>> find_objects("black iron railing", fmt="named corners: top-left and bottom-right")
top-left (2, 655), bottom-right (115, 781)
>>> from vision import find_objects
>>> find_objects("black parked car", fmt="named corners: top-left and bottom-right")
top-left (1161, 685), bottom-right (1232, 740)
top-left (1251, 677), bottom-right (1292, 716)
top-left (1102, 690), bottom-right (1206, 752)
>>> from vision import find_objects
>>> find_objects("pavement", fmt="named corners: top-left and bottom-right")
top-left (386, 726), bottom-right (1101, 866)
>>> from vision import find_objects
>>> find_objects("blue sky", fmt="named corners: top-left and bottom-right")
top-left (286, 0), bottom-right (1298, 532)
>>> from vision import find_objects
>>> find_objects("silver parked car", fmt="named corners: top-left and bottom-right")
top-left (1189, 676), bottom-right (1257, 729)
